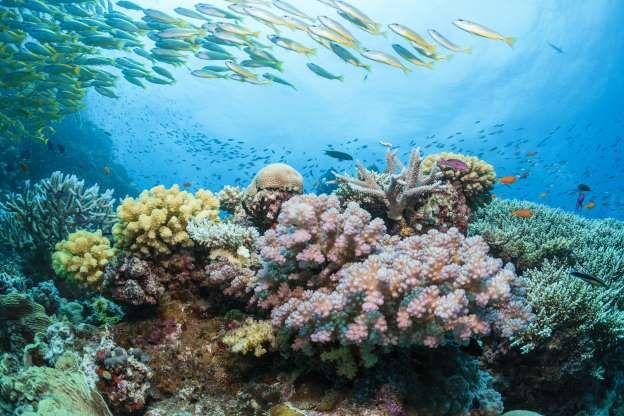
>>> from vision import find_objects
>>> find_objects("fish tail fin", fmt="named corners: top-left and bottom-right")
top-left (337, 75), bottom-right (344, 82)
top-left (275, 60), bottom-right (284, 72)
top-left (504, 36), bottom-right (516, 48)
top-left (305, 48), bottom-right (317, 57)
top-left (252, 30), bottom-right (261, 37)
top-left (425, 62), bottom-right (433, 69)
top-left (380, 30), bottom-right (388, 38)
top-left (445, 54), bottom-right (454, 61)
top-left (363, 64), bottom-right (371, 72)
top-left (427, 45), bottom-right (437, 54)
top-left (463, 47), bottom-right (472, 54)
top-left (402, 67), bottom-right (411, 75)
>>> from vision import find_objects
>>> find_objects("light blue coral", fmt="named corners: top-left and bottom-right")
top-left (0, 171), bottom-right (116, 252)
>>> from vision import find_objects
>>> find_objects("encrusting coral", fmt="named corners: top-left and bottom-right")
top-left (112, 184), bottom-right (219, 258)
top-left (333, 147), bottom-right (450, 223)
top-left (52, 230), bottom-right (116, 290)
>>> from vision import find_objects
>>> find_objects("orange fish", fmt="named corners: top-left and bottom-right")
top-left (498, 175), bottom-right (516, 184)
top-left (584, 201), bottom-right (596, 209)
top-left (512, 209), bottom-right (533, 218)
top-left (527, 151), bottom-right (538, 157)
top-left (19, 162), bottom-right (29, 173)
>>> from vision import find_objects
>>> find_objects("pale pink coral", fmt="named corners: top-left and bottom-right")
top-left (271, 228), bottom-right (531, 351)
top-left (254, 194), bottom-right (386, 309)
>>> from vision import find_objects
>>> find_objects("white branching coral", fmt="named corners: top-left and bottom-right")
top-left (187, 217), bottom-right (258, 253)
top-left (333, 147), bottom-right (450, 221)
top-left (0, 171), bottom-right (116, 252)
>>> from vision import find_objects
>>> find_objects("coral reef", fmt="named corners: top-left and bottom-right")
top-left (187, 217), bottom-right (258, 264)
top-left (52, 229), bottom-right (116, 290)
top-left (0, 352), bottom-right (112, 415)
top-left (333, 147), bottom-right (450, 223)
top-left (204, 256), bottom-right (257, 300)
top-left (113, 184), bottom-right (219, 258)
top-left (269, 228), bottom-right (531, 356)
top-left (104, 256), bottom-right (164, 307)
top-left (95, 341), bottom-right (153, 415)
top-left (422, 152), bottom-right (496, 205)
top-left (0, 172), bottom-right (116, 272)
top-left (217, 185), bottom-right (245, 216)
top-left (242, 163), bottom-right (304, 230)
top-left (254, 194), bottom-right (387, 311)
top-left (470, 199), bottom-right (624, 275)
top-left (0, 293), bottom-right (53, 353)
top-left (222, 318), bottom-right (276, 357)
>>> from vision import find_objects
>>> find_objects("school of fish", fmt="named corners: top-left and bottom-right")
top-left (0, 0), bottom-right (516, 143)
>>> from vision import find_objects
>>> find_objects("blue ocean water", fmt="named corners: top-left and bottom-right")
top-left (80, 0), bottom-right (624, 219)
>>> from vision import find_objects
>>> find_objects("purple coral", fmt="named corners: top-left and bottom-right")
top-left (104, 257), bottom-right (164, 306)
top-left (253, 194), bottom-right (387, 310)
top-left (269, 228), bottom-right (531, 351)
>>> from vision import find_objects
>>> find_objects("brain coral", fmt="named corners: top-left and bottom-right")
top-left (422, 152), bottom-right (496, 204)
top-left (52, 230), bottom-right (116, 289)
top-left (246, 163), bottom-right (304, 195)
top-left (112, 185), bottom-right (219, 257)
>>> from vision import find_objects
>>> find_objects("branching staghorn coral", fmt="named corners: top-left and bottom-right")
top-left (333, 147), bottom-right (451, 222)
top-left (0, 171), bottom-right (115, 253)
top-left (270, 228), bottom-right (531, 353)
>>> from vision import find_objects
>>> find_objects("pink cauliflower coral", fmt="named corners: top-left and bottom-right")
top-left (254, 194), bottom-right (387, 310)
top-left (273, 227), bottom-right (531, 350)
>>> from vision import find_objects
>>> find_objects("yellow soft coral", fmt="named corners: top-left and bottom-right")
top-left (222, 318), bottom-right (275, 357)
top-left (422, 152), bottom-right (496, 203)
top-left (112, 185), bottom-right (219, 257)
top-left (52, 230), bottom-right (116, 289)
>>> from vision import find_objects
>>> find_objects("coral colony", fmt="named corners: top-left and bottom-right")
top-left (1, 147), bottom-right (623, 416)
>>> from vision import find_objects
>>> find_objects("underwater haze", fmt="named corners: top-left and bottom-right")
top-left (82, 0), bottom-right (624, 219)
top-left (2, 0), bottom-right (624, 415)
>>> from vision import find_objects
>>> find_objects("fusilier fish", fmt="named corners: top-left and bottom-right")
top-left (195, 50), bottom-right (233, 60)
top-left (411, 43), bottom-right (452, 61)
top-left (392, 44), bottom-right (433, 69)
top-left (217, 22), bottom-right (260, 37)
top-left (243, 6), bottom-right (293, 31)
top-left (330, 43), bottom-right (370, 71)
top-left (282, 15), bottom-right (309, 32)
top-left (361, 49), bottom-right (411, 74)
top-left (389, 24), bottom-right (436, 54)
top-left (174, 7), bottom-right (211, 21)
top-left (427, 29), bottom-right (471, 53)
top-left (262, 73), bottom-right (296, 89)
top-left (191, 69), bottom-right (228, 78)
top-left (225, 59), bottom-right (260, 79)
top-left (158, 28), bottom-right (201, 39)
top-left (268, 34), bottom-right (316, 56)
top-left (319, 15), bottom-right (357, 43)
top-left (453, 19), bottom-right (516, 48)
top-left (334, 0), bottom-right (382, 35)
top-left (272, 0), bottom-right (314, 22)
top-left (308, 25), bottom-right (357, 49)
top-left (195, 4), bottom-right (241, 20)
top-left (306, 63), bottom-right (343, 81)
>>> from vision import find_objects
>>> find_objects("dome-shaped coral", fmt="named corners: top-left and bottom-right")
top-left (52, 230), bottom-right (116, 289)
top-left (246, 163), bottom-right (304, 195)
top-left (422, 152), bottom-right (496, 204)
top-left (112, 185), bottom-right (219, 257)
